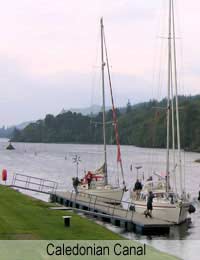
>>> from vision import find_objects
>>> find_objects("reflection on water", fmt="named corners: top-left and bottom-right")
top-left (0, 139), bottom-right (200, 259)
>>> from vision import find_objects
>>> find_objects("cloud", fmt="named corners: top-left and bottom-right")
top-left (0, 0), bottom-right (199, 125)
top-left (0, 56), bottom-right (155, 126)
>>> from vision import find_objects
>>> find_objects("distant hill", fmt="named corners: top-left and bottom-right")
top-left (60, 105), bottom-right (111, 116)
top-left (0, 126), bottom-right (14, 138)
top-left (16, 121), bottom-right (33, 130)
top-left (0, 121), bottom-right (33, 138)
top-left (11, 95), bottom-right (200, 152)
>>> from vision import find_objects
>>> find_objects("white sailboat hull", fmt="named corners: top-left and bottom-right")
top-left (132, 200), bottom-right (190, 224)
top-left (79, 186), bottom-right (124, 203)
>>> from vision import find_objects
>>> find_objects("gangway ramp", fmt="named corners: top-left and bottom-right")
top-left (10, 173), bottom-right (58, 194)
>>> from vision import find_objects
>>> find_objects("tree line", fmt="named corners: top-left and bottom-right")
top-left (11, 95), bottom-right (200, 152)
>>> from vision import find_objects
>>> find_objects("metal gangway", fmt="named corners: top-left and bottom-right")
top-left (11, 173), bottom-right (58, 194)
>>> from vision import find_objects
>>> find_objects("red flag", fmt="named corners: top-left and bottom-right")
top-left (112, 109), bottom-right (121, 162)
top-left (117, 144), bottom-right (121, 162)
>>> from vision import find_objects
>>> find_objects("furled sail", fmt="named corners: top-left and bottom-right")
top-left (94, 163), bottom-right (106, 175)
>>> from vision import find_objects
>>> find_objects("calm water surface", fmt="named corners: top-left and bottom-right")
top-left (0, 138), bottom-right (200, 259)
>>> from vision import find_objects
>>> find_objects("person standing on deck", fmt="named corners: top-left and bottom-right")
top-left (72, 177), bottom-right (80, 194)
top-left (134, 179), bottom-right (142, 200)
top-left (145, 191), bottom-right (154, 218)
top-left (87, 175), bottom-right (92, 189)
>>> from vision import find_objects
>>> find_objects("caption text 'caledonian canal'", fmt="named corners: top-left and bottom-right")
top-left (46, 243), bottom-right (146, 256)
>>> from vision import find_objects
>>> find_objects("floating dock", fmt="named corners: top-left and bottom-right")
top-left (51, 191), bottom-right (173, 235)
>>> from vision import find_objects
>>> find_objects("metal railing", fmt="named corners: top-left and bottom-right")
top-left (69, 190), bottom-right (135, 221)
top-left (11, 173), bottom-right (58, 194)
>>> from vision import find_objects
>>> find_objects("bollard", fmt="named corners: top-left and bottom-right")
top-left (62, 216), bottom-right (72, 227)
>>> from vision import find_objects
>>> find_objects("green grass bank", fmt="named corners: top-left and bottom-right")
top-left (0, 185), bottom-right (122, 240)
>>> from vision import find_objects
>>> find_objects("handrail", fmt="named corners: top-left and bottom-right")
top-left (112, 203), bottom-right (116, 216)
top-left (11, 173), bottom-right (58, 194)
top-left (13, 173), bottom-right (57, 183)
top-left (89, 194), bottom-right (93, 210)
top-left (70, 190), bottom-right (132, 219)
top-left (14, 178), bottom-right (56, 190)
top-left (94, 196), bottom-right (97, 210)
top-left (76, 190), bottom-right (130, 205)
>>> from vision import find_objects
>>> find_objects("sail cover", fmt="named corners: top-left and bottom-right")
top-left (94, 163), bottom-right (106, 175)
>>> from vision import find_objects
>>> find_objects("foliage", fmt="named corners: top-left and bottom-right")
top-left (126, 99), bottom-right (132, 113)
top-left (11, 95), bottom-right (200, 152)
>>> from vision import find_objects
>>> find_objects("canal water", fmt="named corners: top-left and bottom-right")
top-left (0, 138), bottom-right (200, 259)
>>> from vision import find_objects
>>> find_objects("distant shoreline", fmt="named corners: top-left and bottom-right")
top-left (5, 139), bottom-right (200, 154)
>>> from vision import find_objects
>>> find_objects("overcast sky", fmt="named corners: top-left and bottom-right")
top-left (0, 0), bottom-right (199, 126)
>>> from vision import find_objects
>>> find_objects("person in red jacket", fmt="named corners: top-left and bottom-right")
top-left (86, 172), bottom-right (92, 189)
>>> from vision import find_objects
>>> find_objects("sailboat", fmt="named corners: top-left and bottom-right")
top-left (79, 18), bottom-right (126, 203)
top-left (130, 0), bottom-right (194, 224)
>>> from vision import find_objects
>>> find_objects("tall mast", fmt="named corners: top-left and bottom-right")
top-left (103, 26), bottom-right (126, 188)
top-left (166, 0), bottom-right (172, 193)
top-left (171, 0), bottom-right (183, 195)
top-left (170, 65), bottom-right (177, 193)
top-left (100, 17), bottom-right (108, 185)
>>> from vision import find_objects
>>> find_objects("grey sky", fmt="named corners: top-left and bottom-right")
top-left (0, 0), bottom-right (199, 126)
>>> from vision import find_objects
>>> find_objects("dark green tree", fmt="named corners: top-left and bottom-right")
top-left (126, 99), bottom-right (132, 113)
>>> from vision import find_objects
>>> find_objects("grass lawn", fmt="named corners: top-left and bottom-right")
top-left (0, 185), bottom-right (122, 240)
top-left (0, 185), bottom-right (179, 260)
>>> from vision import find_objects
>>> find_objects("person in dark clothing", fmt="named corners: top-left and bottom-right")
top-left (134, 179), bottom-right (143, 200)
top-left (72, 177), bottom-right (80, 194)
top-left (145, 191), bottom-right (154, 218)
top-left (87, 176), bottom-right (92, 189)
top-left (134, 179), bottom-right (143, 191)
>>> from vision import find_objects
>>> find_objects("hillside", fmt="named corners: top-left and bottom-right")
top-left (0, 121), bottom-right (32, 138)
top-left (0, 126), bottom-right (14, 138)
top-left (11, 95), bottom-right (200, 152)
top-left (60, 105), bottom-right (107, 116)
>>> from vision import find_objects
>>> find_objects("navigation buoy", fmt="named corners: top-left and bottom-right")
top-left (2, 169), bottom-right (7, 182)
top-left (6, 142), bottom-right (15, 150)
